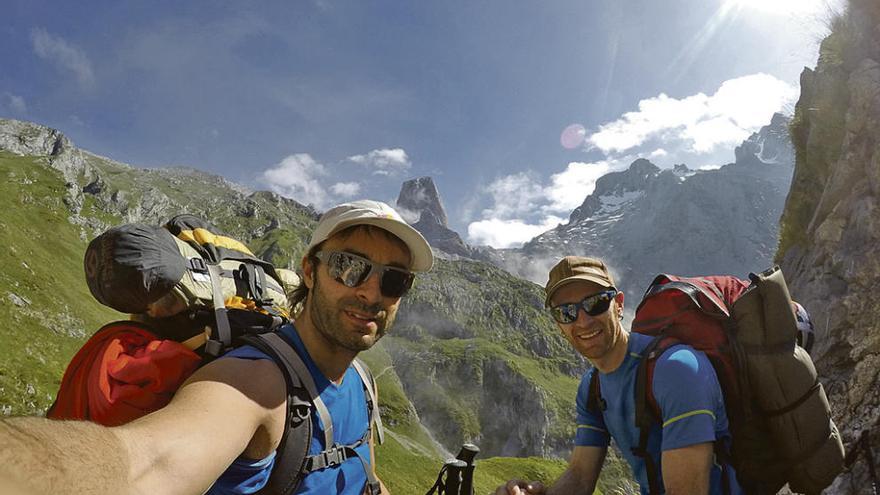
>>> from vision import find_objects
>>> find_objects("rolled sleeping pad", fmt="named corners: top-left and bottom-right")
top-left (731, 267), bottom-right (845, 493)
top-left (754, 267), bottom-right (799, 347)
top-left (745, 347), bottom-right (831, 457)
top-left (788, 421), bottom-right (845, 495)
top-left (731, 267), bottom-right (798, 348)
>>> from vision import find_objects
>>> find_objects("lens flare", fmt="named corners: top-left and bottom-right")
top-left (560, 124), bottom-right (587, 149)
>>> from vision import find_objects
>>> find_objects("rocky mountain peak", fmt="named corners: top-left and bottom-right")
top-left (596, 158), bottom-right (660, 196)
top-left (734, 112), bottom-right (794, 167)
top-left (0, 118), bottom-right (70, 157)
top-left (673, 164), bottom-right (692, 176)
top-left (568, 158), bottom-right (660, 223)
top-left (396, 176), bottom-right (448, 227)
top-left (395, 176), bottom-right (504, 265)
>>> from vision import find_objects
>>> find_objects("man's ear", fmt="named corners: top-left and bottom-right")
top-left (302, 255), bottom-right (315, 289)
top-left (616, 291), bottom-right (625, 317)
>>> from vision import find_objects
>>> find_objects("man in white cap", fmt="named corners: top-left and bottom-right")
top-left (0, 200), bottom-right (433, 495)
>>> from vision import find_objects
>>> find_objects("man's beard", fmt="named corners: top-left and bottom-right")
top-left (307, 274), bottom-right (397, 352)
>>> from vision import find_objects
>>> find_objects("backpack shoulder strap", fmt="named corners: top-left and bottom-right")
top-left (238, 332), bottom-right (332, 495)
top-left (240, 332), bottom-right (384, 495)
top-left (351, 358), bottom-right (385, 445)
top-left (586, 369), bottom-right (605, 414)
top-left (632, 334), bottom-right (677, 495)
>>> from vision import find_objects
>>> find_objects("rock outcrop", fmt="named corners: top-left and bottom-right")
top-left (397, 177), bottom-right (504, 264)
top-left (0, 118), bottom-right (94, 216)
top-left (0, 118), bottom-right (317, 246)
top-left (777, 1), bottom-right (880, 492)
top-left (397, 176), bottom-right (449, 227)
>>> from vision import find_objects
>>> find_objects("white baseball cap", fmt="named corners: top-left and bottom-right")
top-left (307, 200), bottom-right (434, 271)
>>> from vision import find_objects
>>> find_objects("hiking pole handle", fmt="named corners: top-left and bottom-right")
top-left (444, 460), bottom-right (467, 495)
top-left (455, 444), bottom-right (480, 495)
top-left (455, 443), bottom-right (479, 464)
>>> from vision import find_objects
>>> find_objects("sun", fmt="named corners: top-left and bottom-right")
top-left (723, 0), bottom-right (836, 15)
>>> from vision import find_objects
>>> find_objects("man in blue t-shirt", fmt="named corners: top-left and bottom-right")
top-left (0, 200), bottom-right (434, 495)
top-left (496, 256), bottom-right (741, 495)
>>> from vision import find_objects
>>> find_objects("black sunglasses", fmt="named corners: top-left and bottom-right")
top-left (550, 289), bottom-right (618, 324)
top-left (315, 251), bottom-right (415, 298)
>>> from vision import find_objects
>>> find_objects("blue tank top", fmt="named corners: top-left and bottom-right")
top-left (207, 324), bottom-right (372, 495)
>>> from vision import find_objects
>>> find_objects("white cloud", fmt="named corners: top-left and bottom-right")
top-left (467, 216), bottom-right (565, 249)
top-left (395, 205), bottom-right (421, 224)
top-left (347, 148), bottom-right (411, 175)
top-left (544, 161), bottom-right (616, 213)
top-left (2, 93), bottom-right (27, 114)
top-left (30, 28), bottom-right (95, 88)
top-left (650, 148), bottom-right (668, 158)
top-left (481, 172), bottom-right (546, 219)
top-left (466, 160), bottom-right (620, 248)
top-left (261, 153), bottom-right (329, 208)
top-left (330, 181), bottom-right (361, 197)
top-left (588, 73), bottom-right (797, 156)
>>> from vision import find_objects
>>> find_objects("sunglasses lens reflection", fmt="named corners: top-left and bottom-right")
top-left (325, 251), bottom-right (413, 297)
top-left (551, 290), bottom-right (616, 324)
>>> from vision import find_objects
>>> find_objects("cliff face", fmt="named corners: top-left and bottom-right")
top-left (389, 258), bottom-right (585, 457)
top-left (777, 1), bottom-right (880, 492)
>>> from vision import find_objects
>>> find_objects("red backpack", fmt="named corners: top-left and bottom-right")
top-left (588, 266), bottom-right (845, 495)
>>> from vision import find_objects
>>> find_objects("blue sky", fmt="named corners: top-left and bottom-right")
top-left (1, 0), bottom-right (841, 247)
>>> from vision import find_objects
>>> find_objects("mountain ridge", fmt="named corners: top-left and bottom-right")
top-left (483, 113), bottom-right (796, 301)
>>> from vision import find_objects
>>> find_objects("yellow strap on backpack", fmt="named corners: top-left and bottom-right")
top-left (177, 228), bottom-right (254, 256)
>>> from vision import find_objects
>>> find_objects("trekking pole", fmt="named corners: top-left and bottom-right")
top-left (425, 459), bottom-right (466, 495)
top-left (444, 460), bottom-right (467, 495)
top-left (455, 443), bottom-right (480, 495)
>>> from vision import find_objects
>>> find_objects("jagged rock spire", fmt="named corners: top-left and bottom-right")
top-left (396, 176), bottom-right (448, 227)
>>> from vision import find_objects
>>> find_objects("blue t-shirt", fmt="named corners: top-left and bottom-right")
top-left (575, 332), bottom-right (742, 495)
top-left (207, 324), bottom-right (372, 495)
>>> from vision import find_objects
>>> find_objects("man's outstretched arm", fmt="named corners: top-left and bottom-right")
top-left (0, 416), bottom-right (129, 495)
top-left (494, 445), bottom-right (607, 495)
top-left (0, 356), bottom-right (287, 495)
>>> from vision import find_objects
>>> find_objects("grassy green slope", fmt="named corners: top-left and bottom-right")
top-left (390, 258), bottom-right (585, 455)
top-left (0, 152), bottom-right (123, 415)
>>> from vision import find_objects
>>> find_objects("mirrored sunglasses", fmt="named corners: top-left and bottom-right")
top-left (550, 289), bottom-right (618, 324)
top-left (315, 250), bottom-right (415, 298)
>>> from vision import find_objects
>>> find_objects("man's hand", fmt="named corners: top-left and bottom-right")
top-left (494, 446), bottom-right (605, 495)
top-left (494, 479), bottom-right (546, 495)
